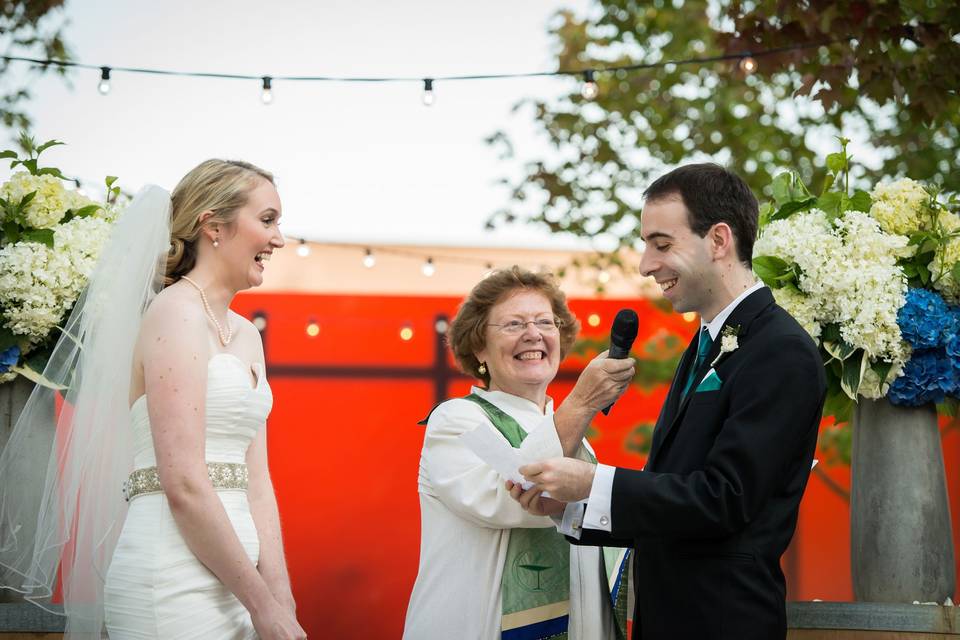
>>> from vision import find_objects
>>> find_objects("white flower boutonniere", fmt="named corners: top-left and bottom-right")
top-left (710, 324), bottom-right (741, 367)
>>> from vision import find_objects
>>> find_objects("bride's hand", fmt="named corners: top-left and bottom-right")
top-left (252, 601), bottom-right (307, 640)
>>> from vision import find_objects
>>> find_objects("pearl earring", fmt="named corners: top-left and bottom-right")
top-left (213, 239), bottom-right (220, 248)
top-left (478, 362), bottom-right (487, 375)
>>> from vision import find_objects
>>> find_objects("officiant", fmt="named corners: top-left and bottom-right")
top-left (402, 266), bottom-right (635, 640)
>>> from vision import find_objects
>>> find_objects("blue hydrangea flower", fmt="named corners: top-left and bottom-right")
top-left (0, 345), bottom-right (19, 374)
top-left (897, 288), bottom-right (950, 350)
top-left (888, 349), bottom-right (954, 407)
top-left (946, 333), bottom-right (960, 397)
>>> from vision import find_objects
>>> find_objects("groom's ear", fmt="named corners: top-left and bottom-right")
top-left (707, 222), bottom-right (735, 261)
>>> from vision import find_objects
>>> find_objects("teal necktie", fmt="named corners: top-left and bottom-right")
top-left (682, 327), bottom-right (713, 398)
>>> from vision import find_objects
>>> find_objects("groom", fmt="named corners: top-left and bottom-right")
top-left (515, 164), bottom-right (826, 639)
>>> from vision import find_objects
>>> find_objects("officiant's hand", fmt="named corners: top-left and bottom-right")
top-left (506, 480), bottom-right (566, 517)
top-left (520, 458), bottom-right (596, 503)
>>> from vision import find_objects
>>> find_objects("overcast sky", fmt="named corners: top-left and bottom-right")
top-left (2, 0), bottom-right (600, 250)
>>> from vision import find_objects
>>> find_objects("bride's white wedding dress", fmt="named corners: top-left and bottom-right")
top-left (103, 353), bottom-right (272, 639)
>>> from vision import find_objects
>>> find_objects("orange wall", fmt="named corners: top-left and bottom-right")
top-left (231, 292), bottom-right (960, 638)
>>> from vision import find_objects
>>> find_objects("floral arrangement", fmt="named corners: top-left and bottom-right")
top-left (752, 139), bottom-right (960, 420)
top-left (0, 134), bottom-right (120, 386)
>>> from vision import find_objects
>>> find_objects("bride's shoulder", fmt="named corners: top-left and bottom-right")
top-left (139, 284), bottom-right (206, 347)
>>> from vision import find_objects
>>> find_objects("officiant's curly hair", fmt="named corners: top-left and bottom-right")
top-left (448, 266), bottom-right (580, 386)
top-left (165, 159), bottom-right (274, 286)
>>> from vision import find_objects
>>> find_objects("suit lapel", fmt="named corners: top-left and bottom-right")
top-left (646, 287), bottom-right (776, 468)
top-left (646, 332), bottom-right (699, 468)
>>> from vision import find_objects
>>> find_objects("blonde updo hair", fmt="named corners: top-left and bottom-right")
top-left (447, 266), bottom-right (580, 387)
top-left (165, 159), bottom-right (274, 286)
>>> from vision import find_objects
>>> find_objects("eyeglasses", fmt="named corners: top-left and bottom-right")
top-left (487, 318), bottom-right (563, 335)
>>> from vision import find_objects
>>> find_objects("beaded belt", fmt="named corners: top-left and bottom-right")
top-left (122, 462), bottom-right (249, 502)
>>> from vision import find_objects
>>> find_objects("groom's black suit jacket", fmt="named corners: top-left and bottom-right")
top-left (574, 287), bottom-right (826, 640)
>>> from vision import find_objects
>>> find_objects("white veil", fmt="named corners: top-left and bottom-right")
top-left (0, 185), bottom-right (171, 638)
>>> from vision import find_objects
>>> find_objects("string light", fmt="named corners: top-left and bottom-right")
top-left (422, 78), bottom-right (435, 106)
top-left (97, 67), bottom-right (111, 95)
top-left (400, 326), bottom-right (414, 341)
top-left (581, 69), bottom-right (598, 100)
top-left (2, 39), bottom-right (836, 103)
top-left (306, 321), bottom-right (320, 337)
top-left (682, 311), bottom-right (698, 323)
top-left (296, 238), bottom-right (310, 257)
top-left (261, 76), bottom-right (274, 104)
top-left (587, 313), bottom-right (601, 327)
top-left (362, 248), bottom-right (376, 268)
top-left (421, 257), bottom-right (436, 277)
top-left (597, 269), bottom-right (611, 284)
top-left (252, 312), bottom-right (267, 331)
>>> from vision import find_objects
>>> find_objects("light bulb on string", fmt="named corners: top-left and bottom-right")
top-left (296, 238), bottom-right (310, 257)
top-left (580, 69), bottom-right (598, 100)
top-left (483, 262), bottom-right (495, 278)
top-left (422, 78), bottom-right (435, 106)
top-left (362, 248), bottom-right (376, 268)
top-left (422, 257), bottom-right (436, 277)
top-left (738, 55), bottom-right (757, 75)
top-left (98, 67), bottom-right (111, 95)
top-left (597, 269), bottom-right (611, 284)
top-left (260, 76), bottom-right (274, 104)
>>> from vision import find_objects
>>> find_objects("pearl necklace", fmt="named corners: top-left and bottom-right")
top-left (181, 276), bottom-right (233, 346)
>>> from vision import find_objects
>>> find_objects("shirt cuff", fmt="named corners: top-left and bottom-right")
top-left (553, 500), bottom-right (587, 539)
top-left (583, 463), bottom-right (615, 532)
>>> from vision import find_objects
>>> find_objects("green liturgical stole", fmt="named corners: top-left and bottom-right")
top-left (464, 393), bottom-right (630, 640)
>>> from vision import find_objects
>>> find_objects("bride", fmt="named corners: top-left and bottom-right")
top-left (0, 160), bottom-right (306, 639)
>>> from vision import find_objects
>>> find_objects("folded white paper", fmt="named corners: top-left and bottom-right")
top-left (459, 425), bottom-right (549, 496)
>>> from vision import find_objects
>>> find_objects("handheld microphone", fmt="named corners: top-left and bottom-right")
top-left (601, 309), bottom-right (638, 415)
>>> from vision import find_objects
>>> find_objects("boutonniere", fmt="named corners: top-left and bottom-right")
top-left (710, 324), bottom-right (741, 367)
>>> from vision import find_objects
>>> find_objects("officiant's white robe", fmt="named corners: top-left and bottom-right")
top-left (403, 387), bottom-right (617, 640)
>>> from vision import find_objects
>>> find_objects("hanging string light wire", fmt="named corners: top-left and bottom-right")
top-left (2, 39), bottom-right (841, 95)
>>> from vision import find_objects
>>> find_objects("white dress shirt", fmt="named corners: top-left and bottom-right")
top-left (570, 281), bottom-right (766, 536)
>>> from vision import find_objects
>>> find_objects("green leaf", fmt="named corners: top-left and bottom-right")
top-left (0, 326), bottom-right (18, 350)
top-left (820, 173), bottom-right (835, 196)
top-left (826, 152), bottom-right (846, 174)
top-left (769, 197), bottom-right (818, 222)
top-left (822, 323), bottom-right (842, 343)
top-left (2, 221), bottom-right (21, 244)
top-left (21, 228), bottom-right (54, 247)
top-left (105, 176), bottom-right (118, 188)
top-left (952, 261), bottom-right (960, 283)
top-left (771, 172), bottom-right (811, 207)
top-left (752, 255), bottom-right (794, 288)
top-left (823, 339), bottom-right (856, 362)
top-left (840, 350), bottom-right (867, 400)
top-left (36, 167), bottom-right (65, 179)
top-left (918, 262), bottom-right (931, 285)
top-left (35, 139), bottom-right (65, 154)
top-left (817, 191), bottom-right (844, 219)
top-left (70, 204), bottom-right (102, 219)
top-left (0, 150), bottom-right (17, 160)
top-left (848, 190), bottom-right (872, 213)
top-left (872, 360), bottom-right (894, 389)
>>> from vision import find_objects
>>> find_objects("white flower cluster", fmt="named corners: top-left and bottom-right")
top-left (869, 178), bottom-right (931, 236)
top-left (930, 211), bottom-right (960, 304)
top-left (754, 209), bottom-right (910, 397)
top-left (0, 171), bottom-right (96, 229)
top-left (0, 208), bottom-right (115, 345)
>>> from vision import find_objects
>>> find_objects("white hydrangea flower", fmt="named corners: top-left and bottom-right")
top-left (0, 214), bottom-right (114, 344)
top-left (930, 211), bottom-right (960, 304)
top-left (0, 172), bottom-right (97, 230)
top-left (869, 178), bottom-right (930, 236)
top-left (754, 208), bottom-right (909, 398)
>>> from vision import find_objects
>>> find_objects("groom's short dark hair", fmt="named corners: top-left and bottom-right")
top-left (643, 163), bottom-right (759, 267)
